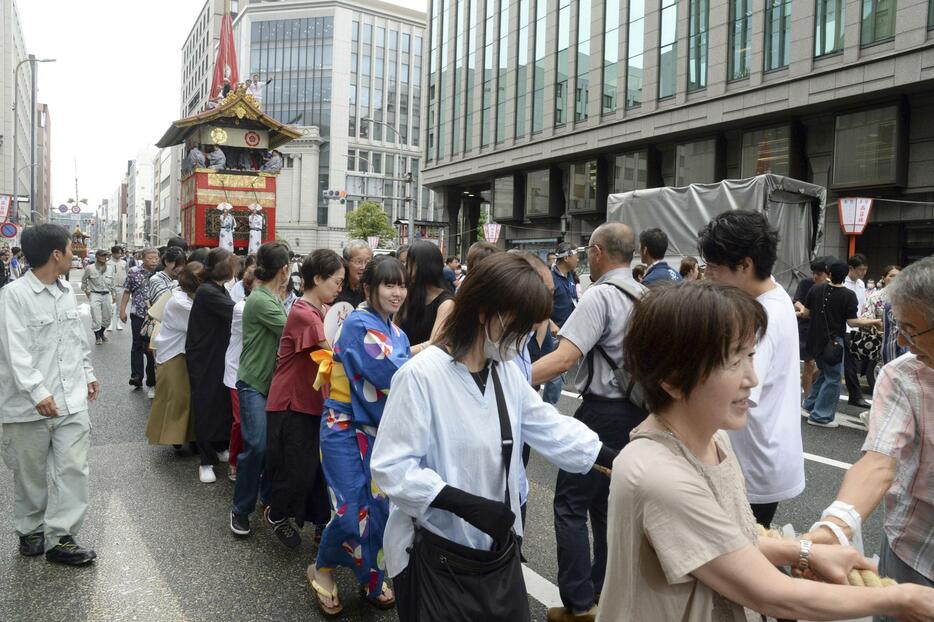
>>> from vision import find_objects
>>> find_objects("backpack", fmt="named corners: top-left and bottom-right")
top-left (581, 277), bottom-right (649, 415)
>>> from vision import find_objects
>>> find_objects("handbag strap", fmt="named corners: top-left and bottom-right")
top-left (821, 286), bottom-right (837, 341)
top-left (489, 362), bottom-right (513, 510)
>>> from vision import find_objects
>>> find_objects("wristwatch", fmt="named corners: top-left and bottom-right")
top-left (798, 539), bottom-right (813, 572)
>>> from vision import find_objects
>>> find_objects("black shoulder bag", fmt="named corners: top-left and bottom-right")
top-left (405, 362), bottom-right (531, 622)
top-left (819, 287), bottom-right (845, 366)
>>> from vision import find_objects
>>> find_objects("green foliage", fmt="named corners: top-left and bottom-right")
top-left (476, 205), bottom-right (489, 242)
top-left (345, 201), bottom-right (397, 246)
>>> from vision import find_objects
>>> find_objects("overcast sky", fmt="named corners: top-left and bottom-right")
top-left (18, 0), bottom-right (427, 213)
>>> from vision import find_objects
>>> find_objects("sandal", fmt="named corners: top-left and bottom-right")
top-left (359, 581), bottom-right (395, 610)
top-left (307, 567), bottom-right (342, 617)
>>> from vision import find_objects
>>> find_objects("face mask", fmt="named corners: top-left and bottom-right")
top-left (483, 314), bottom-right (532, 362)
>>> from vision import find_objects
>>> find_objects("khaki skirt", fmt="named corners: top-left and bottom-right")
top-left (146, 354), bottom-right (196, 445)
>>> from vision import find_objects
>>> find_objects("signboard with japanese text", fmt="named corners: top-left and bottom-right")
top-left (838, 198), bottom-right (873, 235)
top-left (483, 222), bottom-right (502, 243)
top-left (0, 195), bottom-right (10, 222)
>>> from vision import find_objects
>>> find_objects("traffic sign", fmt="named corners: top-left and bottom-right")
top-left (0, 222), bottom-right (18, 238)
top-left (58, 204), bottom-right (68, 213)
top-left (71, 205), bottom-right (81, 214)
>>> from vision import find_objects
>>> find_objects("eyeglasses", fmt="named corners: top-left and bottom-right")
top-left (894, 323), bottom-right (934, 346)
top-left (582, 244), bottom-right (602, 254)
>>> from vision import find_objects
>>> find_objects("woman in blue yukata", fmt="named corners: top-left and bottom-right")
top-left (309, 255), bottom-right (410, 616)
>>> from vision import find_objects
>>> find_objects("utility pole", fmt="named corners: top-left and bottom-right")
top-left (30, 58), bottom-right (38, 223)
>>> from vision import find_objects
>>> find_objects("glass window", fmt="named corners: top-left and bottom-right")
top-left (466, 0), bottom-right (479, 150)
top-left (389, 29), bottom-right (398, 49)
top-left (376, 27), bottom-right (385, 47)
top-left (729, 0), bottom-right (751, 80)
top-left (347, 149), bottom-right (356, 171)
top-left (531, 0), bottom-right (547, 132)
top-left (764, 0), bottom-right (791, 70)
top-left (358, 151), bottom-right (369, 173)
top-left (815, 0), bottom-right (845, 56)
top-left (526, 169), bottom-right (551, 217)
top-left (493, 175), bottom-right (517, 220)
top-left (613, 151), bottom-right (649, 192)
top-left (516, 0), bottom-right (530, 137)
top-left (372, 152), bottom-right (382, 174)
top-left (363, 23), bottom-right (372, 44)
top-left (352, 21), bottom-right (359, 42)
top-left (741, 126), bottom-right (791, 176)
top-left (555, 0), bottom-right (571, 126)
top-left (658, 0), bottom-right (678, 98)
top-left (575, 0), bottom-right (592, 121)
top-left (688, 0), bottom-right (709, 91)
top-left (568, 161), bottom-right (598, 213)
top-left (603, 0), bottom-right (620, 114)
top-left (861, 0), bottom-right (895, 45)
top-left (454, 0), bottom-right (466, 152)
top-left (675, 138), bottom-right (718, 184)
top-left (930, 0), bottom-right (934, 27)
top-left (832, 105), bottom-right (901, 187)
top-left (496, 0), bottom-right (510, 142)
top-left (627, 0), bottom-right (645, 107)
top-left (481, 0), bottom-right (496, 147)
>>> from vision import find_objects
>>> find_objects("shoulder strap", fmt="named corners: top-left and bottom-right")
top-left (490, 363), bottom-right (513, 510)
top-left (580, 278), bottom-right (642, 396)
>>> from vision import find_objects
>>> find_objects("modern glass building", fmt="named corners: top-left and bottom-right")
top-left (229, 0), bottom-right (427, 251)
top-left (422, 0), bottom-right (934, 265)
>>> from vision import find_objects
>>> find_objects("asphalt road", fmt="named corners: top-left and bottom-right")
top-left (0, 271), bottom-right (882, 621)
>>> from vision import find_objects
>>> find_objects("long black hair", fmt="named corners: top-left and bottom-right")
top-left (398, 241), bottom-right (446, 327)
top-left (361, 256), bottom-right (406, 315)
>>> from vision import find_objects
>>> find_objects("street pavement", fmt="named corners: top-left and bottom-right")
top-left (0, 270), bottom-right (883, 621)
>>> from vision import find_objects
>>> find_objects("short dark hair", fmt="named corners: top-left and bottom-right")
top-left (679, 256), bottom-right (698, 278)
top-left (110, 245), bottom-right (123, 254)
top-left (177, 261), bottom-right (206, 295)
top-left (848, 253), bottom-right (868, 269)
top-left (624, 281), bottom-right (768, 413)
top-left (829, 261), bottom-right (849, 284)
top-left (21, 224), bottom-right (70, 268)
top-left (810, 258), bottom-right (829, 274)
top-left (254, 241), bottom-right (291, 281)
top-left (632, 264), bottom-right (646, 282)
top-left (361, 256), bottom-right (407, 314)
top-left (697, 210), bottom-right (779, 280)
top-left (639, 228), bottom-right (669, 260)
top-left (439, 254), bottom-right (552, 361)
top-left (188, 247), bottom-right (209, 265)
top-left (301, 249), bottom-right (344, 291)
top-left (445, 255), bottom-right (459, 265)
top-left (466, 241), bottom-right (500, 268)
top-left (166, 236), bottom-right (189, 252)
top-left (204, 248), bottom-right (234, 282)
top-left (161, 246), bottom-right (186, 269)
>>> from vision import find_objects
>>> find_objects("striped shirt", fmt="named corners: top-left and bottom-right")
top-left (863, 353), bottom-right (934, 579)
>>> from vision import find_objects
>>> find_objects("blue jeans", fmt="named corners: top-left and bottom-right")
top-left (542, 374), bottom-right (565, 405)
top-left (232, 381), bottom-right (271, 518)
top-left (803, 352), bottom-right (843, 424)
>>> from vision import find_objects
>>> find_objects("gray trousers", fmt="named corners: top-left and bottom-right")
top-left (0, 410), bottom-right (90, 550)
top-left (876, 534), bottom-right (934, 622)
top-left (109, 288), bottom-right (124, 329)
top-left (89, 292), bottom-right (113, 333)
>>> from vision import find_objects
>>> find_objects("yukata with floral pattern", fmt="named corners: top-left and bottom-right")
top-left (314, 304), bottom-right (410, 597)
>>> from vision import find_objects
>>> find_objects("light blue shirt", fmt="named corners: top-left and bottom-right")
top-left (371, 346), bottom-right (602, 578)
top-left (0, 271), bottom-right (96, 423)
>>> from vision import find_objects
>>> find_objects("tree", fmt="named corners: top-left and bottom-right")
top-left (476, 204), bottom-right (489, 242)
top-left (345, 201), bottom-right (397, 246)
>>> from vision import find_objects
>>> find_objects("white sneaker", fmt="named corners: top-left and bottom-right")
top-left (199, 465), bottom-right (217, 483)
top-left (217, 450), bottom-right (230, 463)
top-left (147, 387), bottom-right (156, 399)
top-left (806, 418), bottom-right (839, 428)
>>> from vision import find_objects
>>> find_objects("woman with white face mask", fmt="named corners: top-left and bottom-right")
top-left (370, 254), bottom-right (617, 622)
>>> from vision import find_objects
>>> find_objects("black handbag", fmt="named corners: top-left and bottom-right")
top-left (402, 362), bottom-right (530, 622)
top-left (820, 288), bottom-right (844, 366)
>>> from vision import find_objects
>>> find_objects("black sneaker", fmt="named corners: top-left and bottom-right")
top-left (45, 536), bottom-right (96, 566)
top-left (128, 376), bottom-right (142, 388)
top-left (18, 532), bottom-right (44, 557)
top-left (264, 506), bottom-right (301, 549)
top-left (230, 512), bottom-right (252, 538)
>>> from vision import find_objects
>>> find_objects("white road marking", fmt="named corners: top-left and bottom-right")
top-left (802, 452), bottom-right (853, 470)
top-left (522, 564), bottom-right (564, 609)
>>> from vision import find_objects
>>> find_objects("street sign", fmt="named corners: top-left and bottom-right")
top-left (483, 222), bottom-right (502, 243)
top-left (58, 204), bottom-right (68, 213)
top-left (71, 205), bottom-right (81, 214)
top-left (0, 222), bottom-right (18, 239)
top-left (0, 195), bottom-right (10, 222)
top-left (838, 198), bottom-right (874, 235)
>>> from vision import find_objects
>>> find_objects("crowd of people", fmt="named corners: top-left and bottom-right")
top-left (1, 220), bottom-right (934, 622)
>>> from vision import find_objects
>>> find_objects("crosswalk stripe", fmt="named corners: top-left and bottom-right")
top-left (522, 564), bottom-right (563, 609)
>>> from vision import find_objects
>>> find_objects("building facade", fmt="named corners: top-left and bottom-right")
top-left (126, 147), bottom-right (159, 249)
top-left (191, 0), bottom-right (428, 252)
top-left (182, 0), bottom-right (238, 117)
top-left (152, 146), bottom-right (182, 245)
top-left (0, 0), bottom-right (34, 224)
top-left (421, 0), bottom-right (934, 266)
top-left (36, 102), bottom-right (50, 221)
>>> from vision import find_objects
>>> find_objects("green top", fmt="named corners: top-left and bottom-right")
top-left (237, 285), bottom-right (287, 395)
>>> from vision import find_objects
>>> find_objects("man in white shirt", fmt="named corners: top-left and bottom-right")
top-left (843, 253), bottom-right (871, 408)
top-left (0, 224), bottom-right (99, 565)
top-left (698, 210), bottom-right (805, 528)
top-left (107, 246), bottom-right (128, 331)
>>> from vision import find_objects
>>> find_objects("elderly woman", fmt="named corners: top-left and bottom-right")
top-left (598, 280), bottom-right (934, 622)
top-left (370, 254), bottom-right (617, 621)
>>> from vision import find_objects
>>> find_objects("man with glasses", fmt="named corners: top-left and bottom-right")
top-left (805, 256), bottom-right (934, 607)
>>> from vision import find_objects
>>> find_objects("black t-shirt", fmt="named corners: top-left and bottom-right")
top-left (804, 283), bottom-right (858, 358)
top-left (793, 278), bottom-right (816, 335)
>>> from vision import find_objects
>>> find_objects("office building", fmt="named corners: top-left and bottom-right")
top-left (152, 146), bottom-right (182, 244)
top-left (422, 0), bottom-right (934, 264)
top-left (126, 147), bottom-right (159, 249)
top-left (0, 0), bottom-right (33, 222)
top-left (182, 0), bottom-right (238, 117)
top-left (36, 102), bottom-right (50, 221)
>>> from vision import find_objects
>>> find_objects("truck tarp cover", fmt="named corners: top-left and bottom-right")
top-left (606, 174), bottom-right (826, 292)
